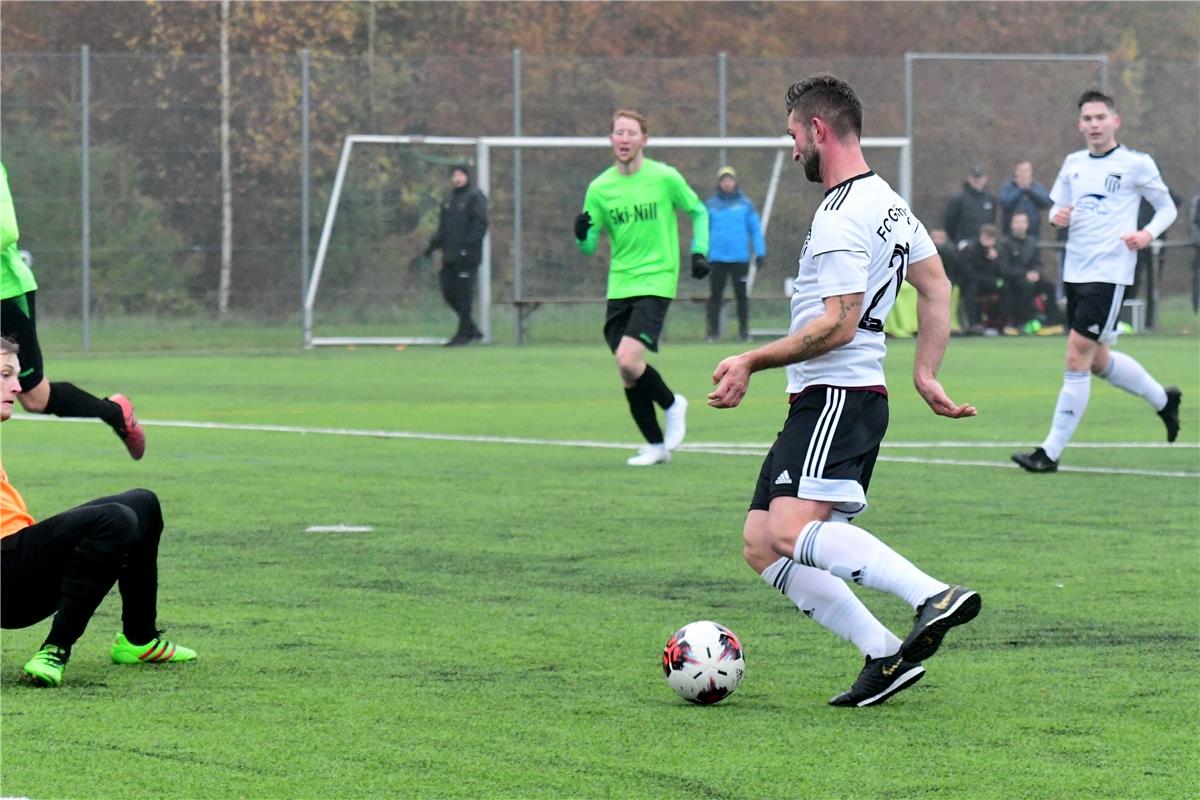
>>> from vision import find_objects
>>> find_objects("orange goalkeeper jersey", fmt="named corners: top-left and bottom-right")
top-left (1, 463), bottom-right (34, 538)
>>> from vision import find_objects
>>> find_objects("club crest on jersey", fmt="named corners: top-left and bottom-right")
top-left (1105, 173), bottom-right (1122, 193)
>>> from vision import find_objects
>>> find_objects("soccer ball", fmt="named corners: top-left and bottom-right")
top-left (662, 620), bottom-right (745, 704)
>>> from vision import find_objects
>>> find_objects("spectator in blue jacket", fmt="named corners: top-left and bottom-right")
top-left (704, 166), bottom-right (766, 341)
top-left (998, 160), bottom-right (1052, 238)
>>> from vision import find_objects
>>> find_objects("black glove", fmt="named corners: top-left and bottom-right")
top-left (691, 253), bottom-right (711, 279)
top-left (574, 212), bottom-right (592, 241)
top-left (755, 255), bottom-right (765, 270)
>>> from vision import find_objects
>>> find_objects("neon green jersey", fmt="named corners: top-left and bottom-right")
top-left (577, 158), bottom-right (709, 299)
top-left (0, 162), bottom-right (37, 301)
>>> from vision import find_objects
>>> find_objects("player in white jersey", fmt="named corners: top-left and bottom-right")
top-left (708, 75), bottom-right (980, 707)
top-left (1013, 89), bottom-right (1180, 474)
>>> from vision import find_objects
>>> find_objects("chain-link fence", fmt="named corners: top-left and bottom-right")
top-left (2, 51), bottom-right (1196, 347)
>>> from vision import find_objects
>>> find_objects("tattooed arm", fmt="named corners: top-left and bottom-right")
top-left (707, 292), bottom-right (863, 409)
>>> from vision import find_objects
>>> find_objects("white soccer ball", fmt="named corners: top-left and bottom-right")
top-left (662, 620), bottom-right (745, 704)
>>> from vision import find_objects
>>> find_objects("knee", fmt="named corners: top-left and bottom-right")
top-left (127, 489), bottom-right (164, 535)
top-left (17, 380), bottom-right (49, 413)
top-left (742, 528), bottom-right (776, 572)
top-left (91, 504), bottom-right (140, 551)
top-left (615, 354), bottom-right (643, 384)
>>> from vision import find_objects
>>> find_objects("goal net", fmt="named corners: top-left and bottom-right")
top-left (303, 134), bottom-right (910, 347)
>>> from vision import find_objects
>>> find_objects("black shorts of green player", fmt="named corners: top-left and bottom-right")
top-left (603, 296), bottom-right (671, 353)
top-left (0, 292), bottom-right (45, 391)
top-left (749, 387), bottom-right (889, 514)
top-left (1065, 281), bottom-right (1125, 342)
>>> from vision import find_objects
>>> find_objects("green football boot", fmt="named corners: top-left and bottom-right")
top-left (23, 645), bottom-right (69, 687)
top-left (111, 632), bottom-right (197, 664)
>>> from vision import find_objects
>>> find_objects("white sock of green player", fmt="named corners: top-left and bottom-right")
top-left (792, 521), bottom-right (948, 610)
top-left (1098, 351), bottom-right (1168, 410)
top-left (760, 557), bottom-right (901, 659)
top-left (1041, 369), bottom-right (1091, 461)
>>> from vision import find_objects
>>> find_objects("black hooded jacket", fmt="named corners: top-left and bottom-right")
top-left (427, 179), bottom-right (489, 267)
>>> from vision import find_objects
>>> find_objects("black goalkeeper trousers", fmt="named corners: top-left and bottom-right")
top-left (0, 489), bottom-right (163, 649)
top-left (440, 263), bottom-right (480, 339)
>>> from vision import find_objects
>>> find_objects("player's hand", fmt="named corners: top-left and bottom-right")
top-left (574, 212), bottom-right (592, 241)
top-left (1051, 206), bottom-right (1072, 227)
top-left (708, 354), bottom-right (752, 408)
top-left (914, 374), bottom-right (977, 419)
top-left (755, 256), bottom-right (765, 270)
top-left (1120, 230), bottom-right (1153, 251)
top-left (691, 253), bottom-right (711, 279)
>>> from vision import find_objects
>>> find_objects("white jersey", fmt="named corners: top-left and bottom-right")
top-left (786, 172), bottom-right (935, 394)
top-left (1051, 145), bottom-right (1172, 285)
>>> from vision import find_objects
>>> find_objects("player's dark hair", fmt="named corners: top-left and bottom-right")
top-left (0, 336), bottom-right (18, 355)
top-left (612, 109), bottom-right (648, 136)
top-left (1077, 89), bottom-right (1115, 111)
top-left (785, 74), bottom-right (863, 139)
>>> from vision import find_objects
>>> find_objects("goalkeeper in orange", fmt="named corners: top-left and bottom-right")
top-left (0, 336), bottom-right (195, 687)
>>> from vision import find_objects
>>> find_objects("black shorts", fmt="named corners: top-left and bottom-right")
top-left (0, 291), bottom-right (44, 391)
top-left (749, 387), bottom-right (889, 516)
top-left (1065, 282), bottom-right (1125, 344)
top-left (603, 295), bottom-right (671, 353)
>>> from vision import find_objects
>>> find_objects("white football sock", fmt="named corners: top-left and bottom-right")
top-left (760, 557), bottom-right (900, 658)
top-left (1040, 369), bottom-right (1091, 462)
top-left (1098, 351), bottom-right (1168, 410)
top-left (793, 521), bottom-right (948, 609)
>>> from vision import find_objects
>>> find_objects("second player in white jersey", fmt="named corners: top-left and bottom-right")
top-left (786, 172), bottom-right (936, 393)
top-left (1050, 145), bottom-right (1174, 285)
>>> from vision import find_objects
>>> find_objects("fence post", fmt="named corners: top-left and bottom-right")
top-left (512, 48), bottom-right (523, 344)
top-left (300, 49), bottom-right (310, 345)
top-left (80, 45), bottom-right (91, 352)
top-left (717, 51), bottom-right (727, 169)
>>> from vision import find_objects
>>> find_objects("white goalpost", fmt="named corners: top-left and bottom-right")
top-left (303, 134), bottom-right (910, 348)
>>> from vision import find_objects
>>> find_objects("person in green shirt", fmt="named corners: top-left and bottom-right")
top-left (0, 161), bottom-right (145, 459)
top-left (575, 109), bottom-right (710, 466)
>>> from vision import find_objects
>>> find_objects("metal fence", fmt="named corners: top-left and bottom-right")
top-left (2, 50), bottom-right (1196, 346)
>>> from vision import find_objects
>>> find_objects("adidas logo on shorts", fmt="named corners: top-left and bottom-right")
top-left (774, 470), bottom-right (793, 486)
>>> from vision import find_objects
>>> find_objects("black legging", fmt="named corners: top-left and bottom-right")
top-left (706, 261), bottom-right (750, 339)
top-left (1, 488), bottom-right (163, 649)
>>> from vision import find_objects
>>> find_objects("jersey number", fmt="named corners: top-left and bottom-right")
top-left (858, 243), bottom-right (909, 332)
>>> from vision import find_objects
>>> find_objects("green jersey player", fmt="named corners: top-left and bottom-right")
top-left (0, 161), bottom-right (145, 458)
top-left (575, 109), bottom-right (710, 466)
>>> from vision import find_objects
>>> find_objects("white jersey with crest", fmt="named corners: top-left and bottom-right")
top-left (1051, 145), bottom-right (1171, 285)
top-left (786, 171), bottom-right (935, 394)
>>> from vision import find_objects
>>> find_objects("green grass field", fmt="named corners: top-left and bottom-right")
top-left (1, 332), bottom-right (1197, 799)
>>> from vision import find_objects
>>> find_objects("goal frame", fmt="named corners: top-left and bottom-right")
top-left (302, 134), bottom-right (911, 348)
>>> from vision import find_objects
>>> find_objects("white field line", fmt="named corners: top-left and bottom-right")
top-left (12, 415), bottom-right (1199, 479)
top-left (305, 524), bottom-right (374, 533)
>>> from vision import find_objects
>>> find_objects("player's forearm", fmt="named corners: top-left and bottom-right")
top-left (1141, 192), bottom-right (1177, 239)
top-left (687, 204), bottom-right (710, 254)
top-left (746, 300), bottom-right (857, 373)
top-left (913, 280), bottom-right (952, 383)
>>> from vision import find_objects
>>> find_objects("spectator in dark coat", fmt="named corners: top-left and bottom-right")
top-left (943, 163), bottom-right (998, 249)
top-left (424, 164), bottom-right (489, 345)
top-left (998, 160), bottom-right (1053, 238)
top-left (998, 212), bottom-right (1057, 331)
top-left (959, 224), bottom-right (1004, 331)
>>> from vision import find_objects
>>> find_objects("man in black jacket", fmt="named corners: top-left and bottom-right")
top-left (943, 163), bottom-right (998, 249)
top-left (424, 164), bottom-right (489, 345)
top-left (998, 211), bottom-right (1057, 332)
